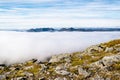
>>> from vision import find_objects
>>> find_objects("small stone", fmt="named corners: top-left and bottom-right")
top-left (55, 64), bottom-right (70, 75)
top-left (55, 70), bottom-right (70, 75)
top-left (0, 75), bottom-right (5, 80)
top-left (55, 77), bottom-right (67, 80)
top-left (78, 67), bottom-right (90, 77)
top-left (24, 72), bottom-right (33, 77)
top-left (15, 77), bottom-right (27, 80)
top-left (24, 66), bottom-right (34, 70)
top-left (49, 54), bottom-right (71, 62)
top-left (39, 77), bottom-right (45, 80)
top-left (105, 47), bottom-right (114, 52)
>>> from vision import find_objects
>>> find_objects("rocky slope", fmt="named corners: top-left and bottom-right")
top-left (0, 39), bottom-right (120, 80)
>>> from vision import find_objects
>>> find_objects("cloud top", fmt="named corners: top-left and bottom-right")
top-left (0, 31), bottom-right (119, 64)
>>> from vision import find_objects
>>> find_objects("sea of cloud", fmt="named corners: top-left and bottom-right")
top-left (0, 31), bottom-right (119, 64)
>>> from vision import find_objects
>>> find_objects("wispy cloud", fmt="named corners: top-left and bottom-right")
top-left (0, 0), bottom-right (120, 28)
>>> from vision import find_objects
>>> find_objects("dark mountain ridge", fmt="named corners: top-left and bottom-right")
top-left (0, 27), bottom-right (120, 32)
top-left (27, 27), bottom-right (120, 32)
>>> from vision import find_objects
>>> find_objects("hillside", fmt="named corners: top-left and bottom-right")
top-left (0, 39), bottom-right (120, 80)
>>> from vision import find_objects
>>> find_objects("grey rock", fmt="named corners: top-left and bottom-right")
top-left (24, 66), bottom-right (34, 70)
top-left (85, 45), bottom-right (103, 54)
top-left (24, 72), bottom-right (33, 77)
top-left (78, 67), bottom-right (90, 77)
top-left (90, 53), bottom-right (120, 68)
top-left (55, 70), bottom-right (70, 75)
top-left (55, 64), bottom-right (65, 70)
top-left (15, 77), bottom-right (25, 80)
top-left (54, 77), bottom-right (67, 80)
top-left (102, 54), bottom-right (120, 66)
top-left (90, 74), bottom-right (105, 80)
top-left (114, 44), bottom-right (120, 52)
top-left (49, 54), bottom-right (71, 62)
top-left (40, 64), bottom-right (47, 73)
top-left (39, 77), bottom-right (45, 80)
top-left (105, 47), bottom-right (114, 52)
top-left (0, 75), bottom-right (6, 80)
top-left (55, 64), bottom-right (70, 75)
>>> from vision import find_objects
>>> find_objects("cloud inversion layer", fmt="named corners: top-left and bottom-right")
top-left (0, 31), bottom-right (120, 64)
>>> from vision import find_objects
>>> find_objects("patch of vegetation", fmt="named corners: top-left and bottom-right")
top-left (26, 63), bottom-right (41, 75)
top-left (102, 39), bottom-right (120, 47)
top-left (15, 70), bottom-right (25, 77)
top-left (111, 62), bottom-right (120, 71)
top-left (71, 53), bottom-right (83, 66)
top-left (68, 67), bottom-right (78, 74)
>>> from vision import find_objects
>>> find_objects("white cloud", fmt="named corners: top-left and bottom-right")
top-left (0, 18), bottom-right (120, 29)
top-left (0, 0), bottom-right (58, 3)
top-left (0, 31), bottom-right (119, 64)
top-left (0, 0), bottom-right (120, 28)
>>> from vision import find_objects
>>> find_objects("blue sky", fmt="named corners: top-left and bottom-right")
top-left (0, 0), bottom-right (120, 29)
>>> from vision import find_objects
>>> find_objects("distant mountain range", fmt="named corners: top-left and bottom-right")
top-left (1, 27), bottom-right (120, 32)
top-left (27, 27), bottom-right (120, 32)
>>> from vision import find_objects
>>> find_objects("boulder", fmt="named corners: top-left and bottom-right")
top-left (85, 45), bottom-right (103, 54)
top-left (90, 53), bottom-right (120, 68)
top-left (49, 54), bottom-right (71, 62)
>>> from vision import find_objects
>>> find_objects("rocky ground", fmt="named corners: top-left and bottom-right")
top-left (0, 39), bottom-right (120, 80)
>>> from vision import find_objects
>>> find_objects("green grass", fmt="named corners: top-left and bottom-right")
top-left (102, 39), bottom-right (120, 47)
